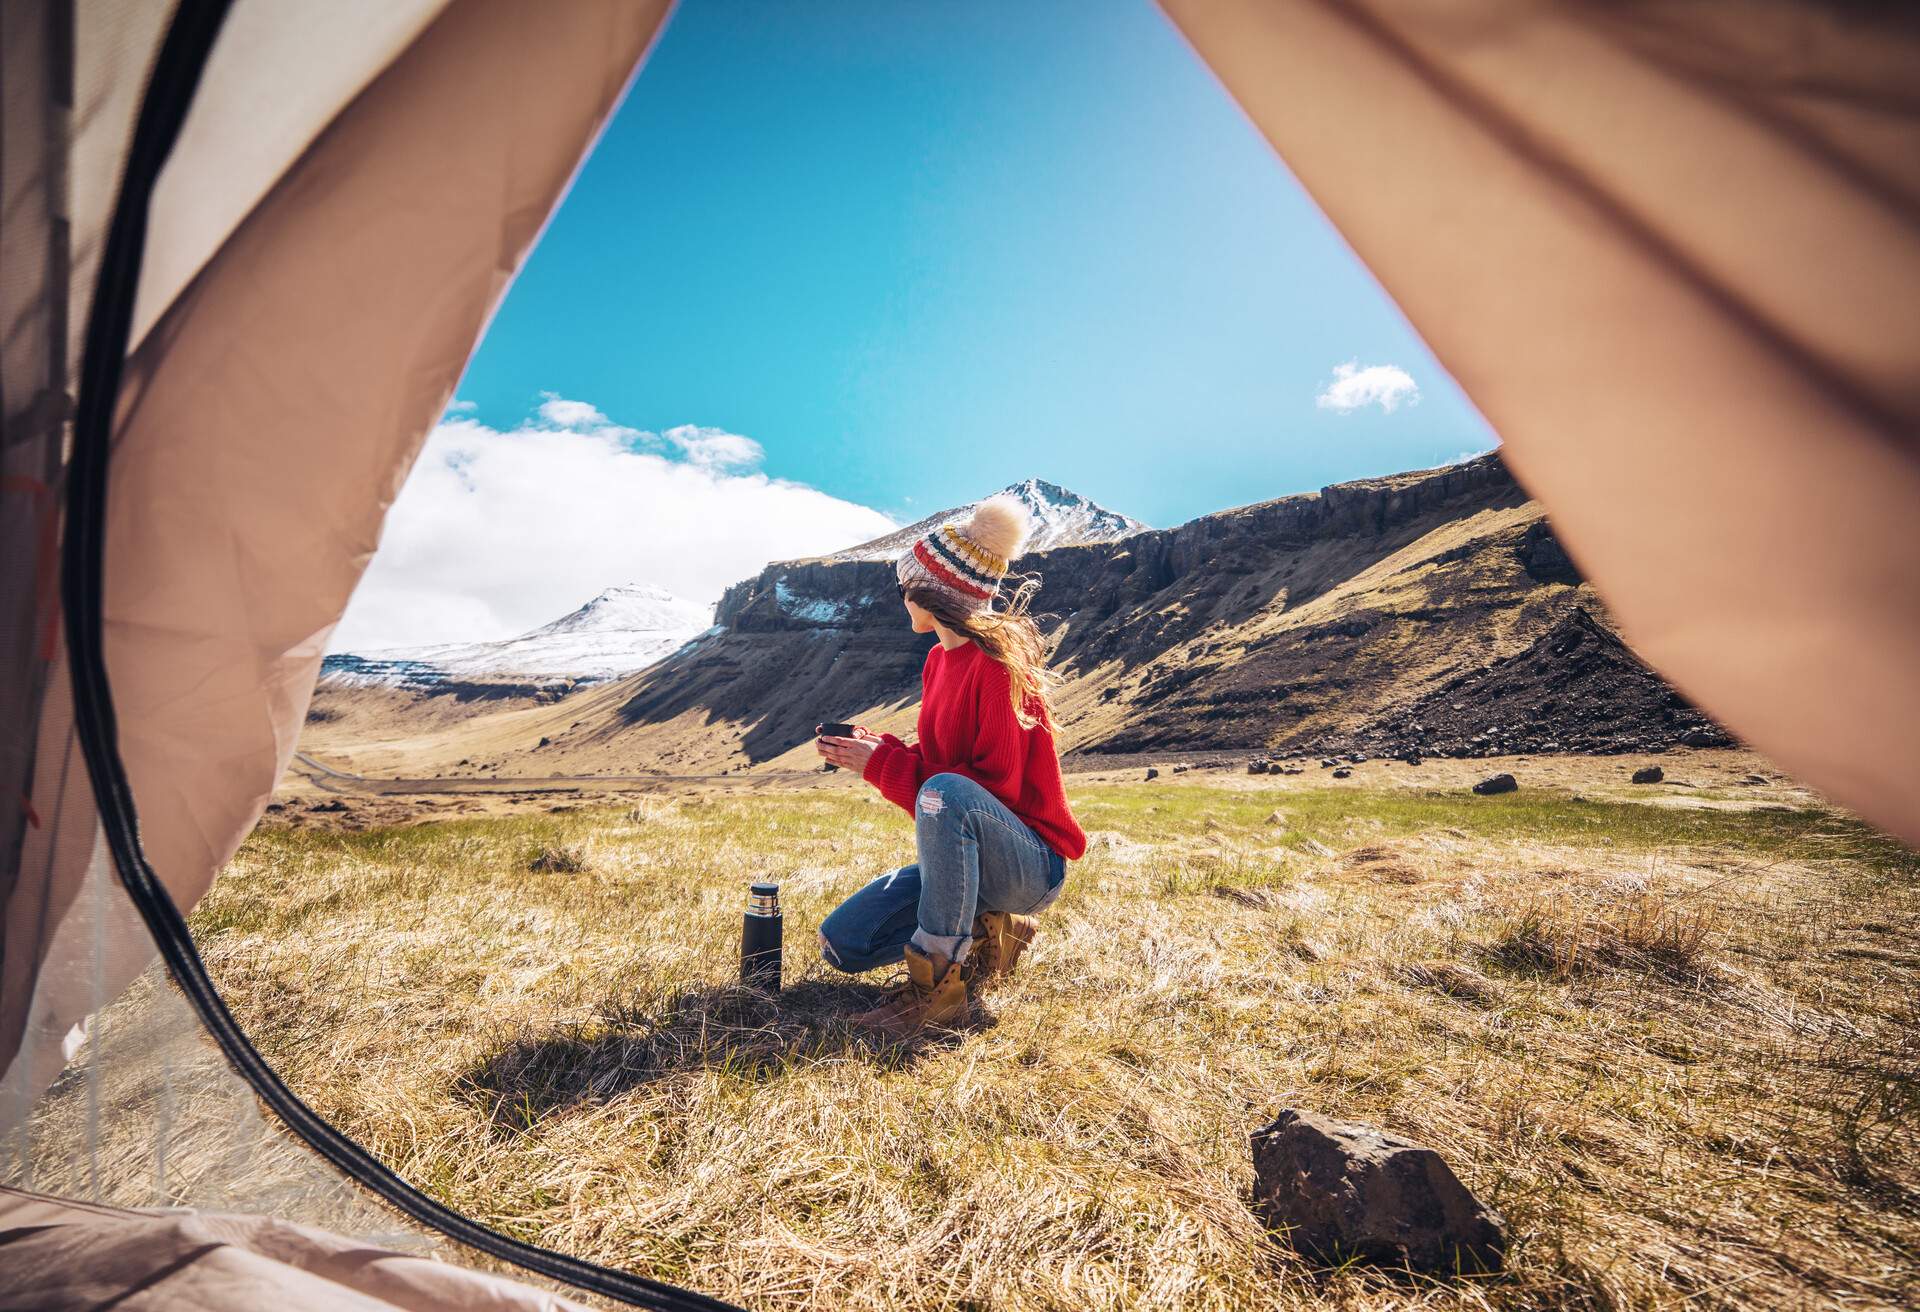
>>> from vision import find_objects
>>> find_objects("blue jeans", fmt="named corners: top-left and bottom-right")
top-left (819, 772), bottom-right (1067, 973)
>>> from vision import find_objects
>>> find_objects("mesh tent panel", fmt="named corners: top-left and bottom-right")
top-left (1, 0), bottom-right (172, 1137)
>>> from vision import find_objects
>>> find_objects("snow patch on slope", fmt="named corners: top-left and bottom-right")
top-left (774, 580), bottom-right (851, 624)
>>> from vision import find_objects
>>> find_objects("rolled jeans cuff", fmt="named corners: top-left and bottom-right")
top-left (909, 926), bottom-right (971, 964)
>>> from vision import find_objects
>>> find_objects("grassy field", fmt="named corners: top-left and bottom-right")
top-left (196, 776), bottom-right (1920, 1310)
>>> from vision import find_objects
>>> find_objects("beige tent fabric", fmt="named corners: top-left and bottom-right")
top-left (105, 0), bottom-right (673, 913)
top-left (1159, 0), bottom-right (1920, 844)
top-left (66, 1), bottom-right (182, 373)
top-left (0, 1185), bottom-right (595, 1311)
top-left (4, 0), bottom-right (672, 1122)
top-left (131, 0), bottom-right (454, 352)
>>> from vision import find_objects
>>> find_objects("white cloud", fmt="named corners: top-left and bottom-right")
top-left (1316, 361), bottom-right (1420, 414)
top-left (329, 398), bottom-right (897, 652)
top-left (536, 392), bottom-right (610, 429)
top-left (662, 424), bottom-right (763, 471)
top-left (445, 398), bottom-right (477, 414)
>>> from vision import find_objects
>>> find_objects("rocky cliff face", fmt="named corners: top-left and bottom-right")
top-left (718, 456), bottom-right (1517, 637)
top-left (612, 453), bottom-right (1634, 766)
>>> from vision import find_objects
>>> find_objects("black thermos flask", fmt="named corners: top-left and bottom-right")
top-left (741, 881), bottom-right (783, 991)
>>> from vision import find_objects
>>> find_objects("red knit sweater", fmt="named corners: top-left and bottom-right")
top-left (861, 640), bottom-right (1087, 861)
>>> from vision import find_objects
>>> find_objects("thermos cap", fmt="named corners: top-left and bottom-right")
top-left (747, 881), bottom-right (781, 917)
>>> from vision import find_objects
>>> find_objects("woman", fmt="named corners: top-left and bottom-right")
top-left (815, 495), bottom-right (1086, 1037)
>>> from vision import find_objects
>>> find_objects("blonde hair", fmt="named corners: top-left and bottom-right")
top-left (907, 576), bottom-right (1057, 730)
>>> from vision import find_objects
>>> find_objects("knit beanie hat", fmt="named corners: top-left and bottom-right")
top-left (896, 494), bottom-right (1033, 614)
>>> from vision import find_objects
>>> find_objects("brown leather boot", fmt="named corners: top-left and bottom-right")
top-left (851, 945), bottom-right (969, 1038)
top-left (965, 910), bottom-right (1039, 989)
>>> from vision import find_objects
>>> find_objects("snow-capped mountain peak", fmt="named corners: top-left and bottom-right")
top-left (820, 480), bottom-right (1145, 563)
top-left (531, 583), bottom-right (710, 638)
top-left (322, 583), bottom-right (712, 689)
top-left (992, 478), bottom-right (1146, 553)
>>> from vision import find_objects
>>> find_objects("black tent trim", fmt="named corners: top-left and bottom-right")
top-left (59, 4), bottom-right (739, 1309)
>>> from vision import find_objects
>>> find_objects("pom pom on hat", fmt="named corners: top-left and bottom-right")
top-left (896, 494), bottom-right (1034, 614)
top-left (963, 495), bottom-right (1032, 563)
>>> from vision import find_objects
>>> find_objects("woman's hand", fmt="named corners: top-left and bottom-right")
top-left (816, 727), bottom-right (879, 773)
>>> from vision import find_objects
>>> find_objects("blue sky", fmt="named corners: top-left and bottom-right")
top-left (454, 0), bottom-right (1494, 530)
top-left (338, 0), bottom-right (1498, 651)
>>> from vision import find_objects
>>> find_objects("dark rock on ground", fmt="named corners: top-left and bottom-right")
top-left (309, 799), bottom-right (349, 813)
top-left (1332, 768), bottom-right (1353, 779)
top-left (1472, 773), bottom-right (1518, 796)
top-left (1251, 1109), bottom-right (1509, 1273)
top-left (1632, 765), bottom-right (1665, 784)
top-left (1144, 767), bottom-right (1159, 781)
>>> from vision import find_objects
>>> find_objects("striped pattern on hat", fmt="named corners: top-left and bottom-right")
top-left (896, 495), bottom-right (1032, 615)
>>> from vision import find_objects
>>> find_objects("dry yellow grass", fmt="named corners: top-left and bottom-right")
top-left (184, 778), bottom-right (1919, 1310)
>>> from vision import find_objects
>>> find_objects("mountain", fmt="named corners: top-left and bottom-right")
top-left (320, 584), bottom-right (712, 692)
top-left (300, 455), bottom-right (1728, 779)
top-left (610, 456), bottom-right (1550, 764)
top-left (816, 478), bottom-right (1145, 564)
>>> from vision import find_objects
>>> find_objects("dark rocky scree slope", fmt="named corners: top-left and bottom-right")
top-left (1344, 607), bottom-right (1733, 762)
top-left (615, 454), bottom-right (1728, 764)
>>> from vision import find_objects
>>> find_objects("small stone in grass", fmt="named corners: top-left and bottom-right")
top-left (1472, 773), bottom-right (1518, 795)
top-left (1632, 765), bottom-right (1664, 784)
top-left (1332, 768), bottom-right (1353, 779)
top-left (527, 844), bottom-right (586, 874)
top-left (1144, 767), bottom-right (1159, 781)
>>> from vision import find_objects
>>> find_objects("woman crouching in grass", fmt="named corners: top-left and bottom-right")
top-left (815, 496), bottom-right (1086, 1037)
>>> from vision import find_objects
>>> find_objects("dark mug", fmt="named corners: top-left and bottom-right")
top-left (817, 722), bottom-right (856, 772)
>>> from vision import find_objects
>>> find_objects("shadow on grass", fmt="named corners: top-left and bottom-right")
top-left (456, 978), bottom-right (990, 1131)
